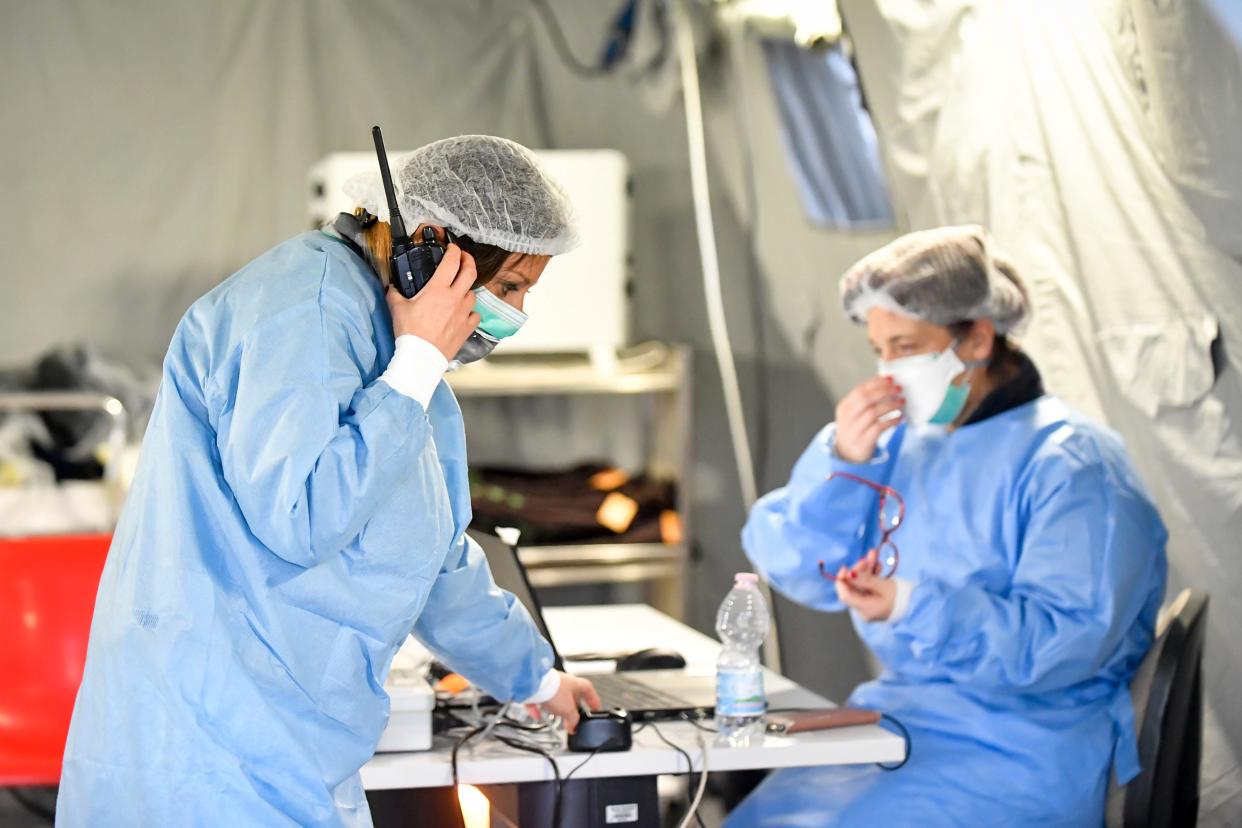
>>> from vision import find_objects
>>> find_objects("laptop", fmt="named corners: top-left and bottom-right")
top-left (469, 529), bottom-right (716, 722)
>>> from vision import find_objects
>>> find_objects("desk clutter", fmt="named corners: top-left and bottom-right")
top-left (363, 604), bottom-right (907, 827)
top-left (425, 669), bottom-right (709, 828)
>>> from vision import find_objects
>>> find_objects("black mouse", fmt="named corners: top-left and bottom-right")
top-left (615, 647), bottom-right (687, 671)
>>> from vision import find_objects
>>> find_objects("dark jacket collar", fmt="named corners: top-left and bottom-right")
top-left (963, 350), bottom-right (1045, 426)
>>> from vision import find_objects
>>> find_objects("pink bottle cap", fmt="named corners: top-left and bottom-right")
top-left (734, 572), bottom-right (759, 584)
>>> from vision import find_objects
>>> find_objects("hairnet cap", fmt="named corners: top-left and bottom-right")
top-left (344, 135), bottom-right (580, 257)
top-left (839, 225), bottom-right (1031, 334)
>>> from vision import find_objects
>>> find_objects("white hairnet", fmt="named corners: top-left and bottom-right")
top-left (839, 225), bottom-right (1031, 334)
top-left (343, 135), bottom-right (579, 257)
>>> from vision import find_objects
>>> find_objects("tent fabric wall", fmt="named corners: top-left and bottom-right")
top-left (0, 1), bottom-right (885, 706)
top-left (0, 0), bottom-right (550, 368)
top-left (1126, 0), bottom-right (1242, 257)
top-left (837, 0), bottom-right (1242, 820)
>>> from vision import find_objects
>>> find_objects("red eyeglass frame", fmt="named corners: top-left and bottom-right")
top-left (817, 471), bottom-right (905, 581)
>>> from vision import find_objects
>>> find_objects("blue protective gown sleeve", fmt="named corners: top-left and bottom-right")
top-left (212, 282), bottom-right (427, 568)
top-left (889, 451), bottom-right (1163, 696)
top-left (742, 423), bottom-right (902, 611)
top-left (413, 533), bottom-right (556, 702)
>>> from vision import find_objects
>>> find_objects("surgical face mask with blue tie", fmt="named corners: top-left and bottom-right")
top-left (878, 340), bottom-right (988, 427)
top-left (450, 286), bottom-right (529, 368)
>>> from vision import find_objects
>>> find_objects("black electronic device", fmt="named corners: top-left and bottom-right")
top-left (615, 648), bottom-right (687, 672)
top-left (371, 125), bottom-right (453, 298)
top-left (567, 706), bottom-right (633, 753)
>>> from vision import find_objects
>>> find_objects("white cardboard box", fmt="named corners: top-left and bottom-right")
top-left (307, 148), bottom-right (632, 354)
top-left (375, 641), bottom-right (436, 753)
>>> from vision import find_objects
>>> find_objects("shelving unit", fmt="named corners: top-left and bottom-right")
top-left (448, 345), bottom-right (693, 619)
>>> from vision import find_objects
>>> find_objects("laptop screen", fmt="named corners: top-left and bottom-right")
top-left (467, 529), bottom-right (564, 669)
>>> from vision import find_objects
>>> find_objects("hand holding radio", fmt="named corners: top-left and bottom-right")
top-left (372, 125), bottom-right (482, 360)
top-left (386, 244), bottom-right (481, 359)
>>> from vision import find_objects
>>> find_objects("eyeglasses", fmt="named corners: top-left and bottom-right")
top-left (818, 472), bottom-right (905, 581)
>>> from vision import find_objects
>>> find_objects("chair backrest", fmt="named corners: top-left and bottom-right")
top-left (0, 534), bottom-right (111, 786)
top-left (1106, 588), bottom-right (1210, 828)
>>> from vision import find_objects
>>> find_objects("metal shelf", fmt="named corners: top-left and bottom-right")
top-left (517, 542), bottom-right (688, 609)
top-left (457, 344), bottom-right (693, 618)
top-left (447, 348), bottom-right (685, 397)
top-left (525, 561), bottom-right (683, 589)
top-left (517, 542), bottom-right (684, 569)
top-left (0, 391), bottom-right (128, 491)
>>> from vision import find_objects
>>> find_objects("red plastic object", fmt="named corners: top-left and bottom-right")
top-left (0, 533), bottom-right (111, 786)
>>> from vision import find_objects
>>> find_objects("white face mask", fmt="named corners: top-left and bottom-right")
top-left (878, 340), bottom-right (980, 427)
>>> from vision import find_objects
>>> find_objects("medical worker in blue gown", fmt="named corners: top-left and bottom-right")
top-left (727, 226), bottom-right (1167, 827)
top-left (57, 135), bottom-right (602, 827)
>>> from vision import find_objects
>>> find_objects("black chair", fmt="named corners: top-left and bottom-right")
top-left (1106, 589), bottom-right (1209, 827)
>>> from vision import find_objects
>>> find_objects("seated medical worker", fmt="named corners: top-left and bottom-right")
top-left (728, 226), bottom-right (1167, 827)
top-left (58, 135), bottom-right (600, 828)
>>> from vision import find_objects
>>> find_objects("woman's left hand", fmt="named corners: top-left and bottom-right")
top-left (834, 549), bottom-right (897, 621)
top-left (540, 672), bottom-right (602, 734)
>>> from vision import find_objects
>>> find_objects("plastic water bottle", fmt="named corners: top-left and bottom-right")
top-left (715, 572), bottom-right (770, 746)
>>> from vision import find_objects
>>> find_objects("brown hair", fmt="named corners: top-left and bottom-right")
top-left (948, 319), bottom-right (1024, 383)
top-left (353, 208), bottom-right (519, 289)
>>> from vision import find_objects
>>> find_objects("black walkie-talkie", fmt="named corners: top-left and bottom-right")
top-left (372, 126), bottom-right (450, 298)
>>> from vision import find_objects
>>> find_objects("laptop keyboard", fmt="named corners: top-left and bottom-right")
top-left (588, 672), bottom-right (695, 712)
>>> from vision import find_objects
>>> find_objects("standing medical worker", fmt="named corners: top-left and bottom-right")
top-left (58, 135), bottom-right (600, 827)
top-left (728, 226), bottom-right (1167, 826)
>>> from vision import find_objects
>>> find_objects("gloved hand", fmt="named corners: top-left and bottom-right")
top-left (386, 242), bottom-right (480, 359)
top-left (834, 376), bottom-right (905, 464)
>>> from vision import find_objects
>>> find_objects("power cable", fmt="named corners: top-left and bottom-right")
top-left (877, 712), bottom-right (911, 771)
top-left (528, 0), bottom-right (610, 78)
top-left (680, 720), bottom-right (711, 828)
top-left (648, 720), bottom-right (709, 828)
top-left (450, 723), bottom-right (489, 789)
top-left (673, 0), bottom-right (782, 671)
top-left (726, 9), bottom-right (792, 662)
top-left (727, 16), bottom-right (771, 489)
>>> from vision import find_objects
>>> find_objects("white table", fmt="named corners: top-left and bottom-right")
top-left (361, 604), bottom-right (903, 790)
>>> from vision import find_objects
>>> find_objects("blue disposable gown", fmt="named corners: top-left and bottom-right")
top-left (57, 232), bottom-right (555, 827)
top-left (728, 397), bottom-right (1166, 827)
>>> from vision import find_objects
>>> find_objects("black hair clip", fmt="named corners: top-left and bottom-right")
top-left (357, 209), bottom-right (378, 228)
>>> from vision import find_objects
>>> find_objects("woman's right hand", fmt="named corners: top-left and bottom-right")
top-left (541, 673), bottom-right (602, 735)
top-left (834, 548), bottom-right (897, 621)
top-left (386, 244), bottom-right (481, 359)
top-left (834, 376), bottom-right (905, 464)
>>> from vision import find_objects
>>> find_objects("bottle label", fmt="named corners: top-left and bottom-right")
top-left (716, 667), bottom-right (765, 718)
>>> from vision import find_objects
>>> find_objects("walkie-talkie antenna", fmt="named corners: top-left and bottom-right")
top-left (371, 126), bottom-right (410, 253)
